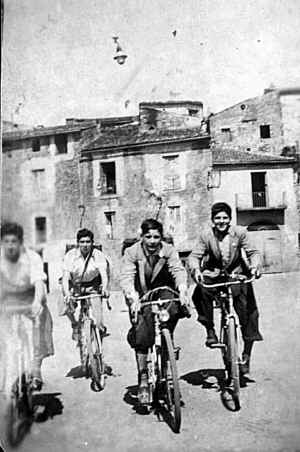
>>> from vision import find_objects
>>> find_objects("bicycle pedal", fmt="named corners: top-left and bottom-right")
top-left (209, 343), bottom-right (226, 349)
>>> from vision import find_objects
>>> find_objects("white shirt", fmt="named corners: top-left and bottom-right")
top-left (0, 247), bottom-right (44, 306)
top-left (63, 247), bottom-right (108, 284)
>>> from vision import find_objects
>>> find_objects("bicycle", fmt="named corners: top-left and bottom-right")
top-left (68, 292), bottom-right (110, 391)
top-left (0, 305), bottom-right (39, 446)
top-left (135, 286), bottom-right (182, 433)
top-left (199, 274), bottom-right (255, 411)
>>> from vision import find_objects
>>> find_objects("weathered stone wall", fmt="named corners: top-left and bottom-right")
top-left (280, 92), bottom-right (300, 150)
top-left (210, 91), bottom-right (283, 155)
top-left (79, 143), bottom-right (212, 288)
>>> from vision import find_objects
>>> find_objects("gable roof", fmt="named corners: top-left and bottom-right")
top-left (212, 148), bottom-right (296, 166)
top-left (82, 124), bottom-right (208, 152)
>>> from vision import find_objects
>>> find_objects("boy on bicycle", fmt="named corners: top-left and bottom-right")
top-left (189, 202), bottom-right (263, 374)
top-left (120, 218), bottom-right (190, 403)
top-left (0, 222), bottom-right (54, 389)
top-left (62, 228), bottom-right (110, 341)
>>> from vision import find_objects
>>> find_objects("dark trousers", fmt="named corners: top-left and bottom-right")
top-left (127, 289), bottom-right (183, 353)
top-left (192, 280), bottom-right (263, 342)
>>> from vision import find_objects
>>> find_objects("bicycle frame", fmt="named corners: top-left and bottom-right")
top-left (137, 287), bottom-right (180, 399)
top-left (69, 293), bottom-right (107, 390)
top-left (199, 275), bottom-right (255, 410)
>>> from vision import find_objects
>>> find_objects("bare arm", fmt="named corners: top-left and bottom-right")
top-left (62, 270), bottom-right (71, 297)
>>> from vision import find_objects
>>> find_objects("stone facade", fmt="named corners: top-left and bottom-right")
top-left (210, 87), bottom-right (300, 157)
top-left (209, 87), bottom-right (300, 272)
top-left (80, 102), bottom-right (211, 285)
top-left (2, 103), bottom-right (211, 289)
top-left (210, 150), bottom-right (298, 273)
top-left (2, 123), bottom-right (96, 288)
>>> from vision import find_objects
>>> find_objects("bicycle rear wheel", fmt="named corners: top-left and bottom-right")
top-left (226, 317), bottom-right (240, 410)
top-left (160, 328), bottom-right (181, 433)
top-left (87, 322), bottom-right (105, 391)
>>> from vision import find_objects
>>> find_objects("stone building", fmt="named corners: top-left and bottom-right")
top-left (79, 101), bottom-right (211, 282)
top-left (2, 102), bottom-right (211, 288)
top-left (210, 86), bottom-right (300, 157)
top-left (208, 86), bottom-right (300, 272)
top-left (209, 149), bottom-right (298, 272)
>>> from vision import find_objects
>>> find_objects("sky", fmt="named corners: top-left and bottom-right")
top-left (2, 0), bottom-right (300, 126)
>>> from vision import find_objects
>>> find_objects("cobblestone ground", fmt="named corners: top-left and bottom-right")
top-left (1, 272), bottom-right (300, 452)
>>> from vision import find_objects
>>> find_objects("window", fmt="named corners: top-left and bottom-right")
top-left (55, 134), bottom-right (68, 154)
top-left (163, 155), bottom-right (181, 190)
top-left (221, 127), bottom-right (232, 142)
top-left (104, 211), bottom-right (115, 239)
top-left (32, 138), bottom-right (40, 152)
top-left (260, 125), bottom-right (271, 139)
top-left (32, 169), bottom-right (46, 196)
top-left (167, 206), bottom-right (181, 233)
top-left (168, 206), bottom-right (181, 223)
top-left (251, 172), bottom-right (266, 207)
top-left (99, 162), bottom-right (116, 195)
top-left (35, 217), bottom-right (47, 244)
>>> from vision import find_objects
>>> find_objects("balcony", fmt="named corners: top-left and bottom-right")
top-left (235, 191), bottom-right (287, 211)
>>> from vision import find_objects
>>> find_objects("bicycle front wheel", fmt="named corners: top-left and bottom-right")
top-left (227, 317), bottom-right (240, 410)
top-left (87, 322), bottom-right (105, 391)
top-left (161, 328), bottom-right (181, 433)
top-left (6, 374), bottom-right (32, 447)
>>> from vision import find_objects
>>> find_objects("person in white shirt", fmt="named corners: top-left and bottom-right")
top-left (0, 222), bottom-right (54, 390)
top-left (62, 228), bottom-right (110, 341)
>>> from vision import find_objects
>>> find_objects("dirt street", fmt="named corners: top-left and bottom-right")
top-left (1, 272), bottom-right (300, 452)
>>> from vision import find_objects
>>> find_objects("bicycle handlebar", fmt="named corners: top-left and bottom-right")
top-left (140, 298), bottom-right (180, 308)
top-left (68, 293), bottom-right (112, 311)
top-left (68, 294), bottom-right (102, 301)
top-left (140, 286), bottom-right (179, 302)
top-left (199, 275), bottom-right (255, 289)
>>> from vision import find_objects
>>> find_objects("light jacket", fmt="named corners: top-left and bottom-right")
top-left (120, 240), bottom-right (187, 298)
top-left (188, 225), bottom-right (261, 279)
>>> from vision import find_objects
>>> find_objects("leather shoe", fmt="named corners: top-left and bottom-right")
top-left (240, 354), bottom-right (250, 375)
top-left (205, 329), bottom-right (218, 347)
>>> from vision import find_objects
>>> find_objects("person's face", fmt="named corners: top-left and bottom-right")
top-left (78, 236), bottom-right (93, 256)
top-left (1, 234), bottom-right (22, 262)
top-left (142, 229), bottom-right (162, 253)
top-left (212, 211), bottom-right (231, 233)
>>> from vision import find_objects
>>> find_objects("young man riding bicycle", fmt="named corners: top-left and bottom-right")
top-left (61, 228), bottom-right (110, 341)
top-left (0, 222), bottom-right (54, 390)
top-left (189, 202), bottom-right (263, 375)
top-left (120, 218), bottom-right (190, 404)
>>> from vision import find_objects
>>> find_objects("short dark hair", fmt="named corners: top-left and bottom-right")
top-left (77, 228), bottom-right (94, 242)
top-left (141, 218), bottom-right (163, 236)
top-left (1, 222), bottom-right (24, 242)
top-left (211, 202), bottom-right (232, 220)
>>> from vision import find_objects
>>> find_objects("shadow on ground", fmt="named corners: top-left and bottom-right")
top-left (32, 392), bottom-right (64, 423)
top-left (181, 368), bottom-right (255, 412)
top-left (66, 363), bottom-right (115, 379)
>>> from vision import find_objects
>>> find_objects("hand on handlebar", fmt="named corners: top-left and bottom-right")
top-left (102, 289), bottom-right (110, 299)
top-left (127, 292), bottom-right (140, 323)
top-left (178, 285), bottom-right (192, 318)
top-left (193, 269), bottom-right (203, 284)
top-left (251, 267), bottom-right (261, 279)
